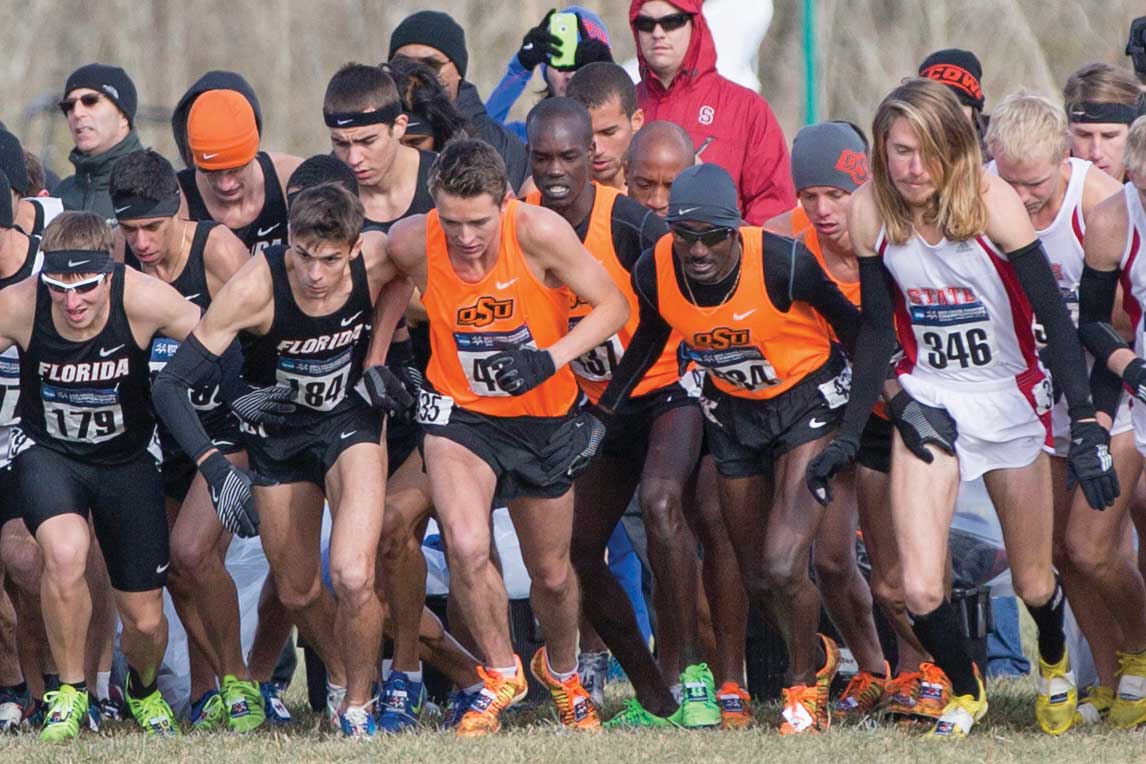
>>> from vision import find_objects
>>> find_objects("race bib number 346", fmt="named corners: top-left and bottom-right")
top-left (910, 303), bottom-right (996, 371)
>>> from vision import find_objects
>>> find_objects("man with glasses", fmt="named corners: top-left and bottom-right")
top-left (388, 10), bottom-right (530, 191)
top-left (628, 1), bottom-right (794, 225)
top-left (55, 65), bottom-right (145, 222)
top-left (599, 163), bottom-right (860, 734)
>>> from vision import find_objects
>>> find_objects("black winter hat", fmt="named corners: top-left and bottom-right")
top-left (919, 49), bottom-right (985, 112)
top-left (389, 11), bottom-right (469, 79)
top-left (0, 130), bottom-right (29, 196)
top-left (64, 63), bottom-right (138, 126)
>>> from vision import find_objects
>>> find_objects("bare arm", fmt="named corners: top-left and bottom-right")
top-left (123, 267), bottom-right (203, 345)
top-left (192, 253), bottom-right (276, 354)
top-left (0, 278), bottom-right (36, 354)
top-left (360, 229), bottom-right (415, 367)
top-left (203, 224), bottom-right (252, 298)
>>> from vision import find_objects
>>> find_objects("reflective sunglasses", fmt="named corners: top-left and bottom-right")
top-left (634, 12), bottom-right (694, 33)
top-left (671, 226), bottom-right (736, 247)
top-left (58, 92), bottom-right (103, 115)
top-left (42, 272), bottom-right (106, 295)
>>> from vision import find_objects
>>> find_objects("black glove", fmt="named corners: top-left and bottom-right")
top-left (231, 383), bottom-right (296, 426)
top-left (199, 451), bottom-right (266, 538)
top-left (569, 14), bottom-right (613, 69)
top-left (517, 9), bottom-right (560, 70)
top-left (1067, 419), bottom-right (1120, 510)
top-left (1128, 16), bottom-right (1146, 79)
top-left (887, 389), bottom-right (957, 464)
top-left (362, 365), bottom-right (415, 418)
top-left (805, 433), bottom-right (860, 506)
top-left (1122, 357), bottom-right (1146, 402)
top-left (486, 346), bottom-right (556, 396)
top-left (538, 409), bottom-right (606, 482)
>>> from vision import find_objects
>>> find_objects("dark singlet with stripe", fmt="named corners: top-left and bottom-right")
top-left (242, 245), bottom-right (373, 428)
top-left (177, 152), bottom-right (288, 254)
top-left (362, 149), bottom-right (436, 233)
top-left (17, 264), bottom-right (156, 464)
top-left (0, 234), bottom-right (39, 426)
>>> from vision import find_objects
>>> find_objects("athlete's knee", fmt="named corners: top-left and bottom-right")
top-left (170, 536), bottom-right (217, 584)
top-left (759, 547), bottom-right (810, 594)
top-left (812, 548), bottom-right (855, 588)
top-left (530, 558), bottom-right (575, 599)
top-left (902, 581), bottom-right (944, 615)
top-left (445, 536), bottom-right (493, 581)
top-left (0, 538), bottom-right (42, 593)
top-left (122, 605), bottom-right (166, 642)
top-left (330, 558), bottom-right (376, 608)
top-left (274, 574), bottom-right (324, 612)
top-left (638, 486), bottom-right (686, 541)
top-left (870, 577), bottom-right (906, 616)
top-left (1012, 568), bottom-right (1055, 608)
top-left (40, 539), bottom-right (87, 584)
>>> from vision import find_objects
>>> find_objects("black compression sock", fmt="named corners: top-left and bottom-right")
top-left (63, 680), bottom-right (87, 693)
top-left (0, 681), bottom-right (26, 695)
top-left (910, 601), bottom-right (980, 699)
top-left (1026, 580), bottom-right (1066, 665)
top-left (127, 667), bottom-right (157, 699)
top-left (43, 673), bottom-right (60, 692)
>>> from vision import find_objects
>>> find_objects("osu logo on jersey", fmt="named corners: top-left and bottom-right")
top-left (692, 327), bottom-right (750, 350)
top-left (457, 296), bottom-right (514, 328)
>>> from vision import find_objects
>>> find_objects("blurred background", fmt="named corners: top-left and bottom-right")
top-left (0, 0), bottom-right (1140, 177)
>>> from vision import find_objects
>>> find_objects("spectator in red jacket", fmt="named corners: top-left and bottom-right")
top-left (629, 0), bottom-right (794, 224)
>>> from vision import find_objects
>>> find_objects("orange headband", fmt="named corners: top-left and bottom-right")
top-left (187, 89), bottom-right (259, 171)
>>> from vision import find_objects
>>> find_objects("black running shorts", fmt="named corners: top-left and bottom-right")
top-left (857, 413), bottom-right (894, 474)
top-left (600, 381), bottom-right (699, 462)
top-left (15, 445), bottom-right (169, 592)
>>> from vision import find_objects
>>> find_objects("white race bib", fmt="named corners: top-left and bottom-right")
top-left (42, 385), bottom-right (123, 444)
top-left (415, 390), bottom-right (454, 426)
top-left (910, 302), bottom-right (997, 371)
top-left (277, 349), bottom-right (353, 412)
top-left (454, 326), bottom-right (536, 398)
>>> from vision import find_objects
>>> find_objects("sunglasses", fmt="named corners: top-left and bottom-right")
top-left (58, 92), bottom-right (103, 115)
top-left (671, 226), bottom-right (736, 247)
top-left (42, 272), bottom-right (106, 295)
top-left (390, 54), bottom-right (448, 74)
top-left (634, 12), bottom-right (694, 34)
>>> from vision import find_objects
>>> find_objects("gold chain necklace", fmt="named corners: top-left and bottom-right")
top-left (681, 252), bottom-right (743, 316)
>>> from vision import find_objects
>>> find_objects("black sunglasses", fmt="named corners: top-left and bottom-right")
top-left (58, 92), bottom-right (103, 115)
top-left (671, 226), bottom-right (735, 247)
top-left (634, 12), bottom-right (694, 34)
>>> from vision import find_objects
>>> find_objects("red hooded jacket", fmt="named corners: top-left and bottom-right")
top-left (630, 0), bottom-right (795, 224)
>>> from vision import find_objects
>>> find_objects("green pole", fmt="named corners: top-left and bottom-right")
top-left (803, 0), bottom-right (817, 124)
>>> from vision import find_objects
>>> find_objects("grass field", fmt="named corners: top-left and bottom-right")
top-left (3, 669), bottom-right (1145, 764)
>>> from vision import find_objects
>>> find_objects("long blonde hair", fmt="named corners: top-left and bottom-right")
top-left (871, 78), bottom-right (987, 245)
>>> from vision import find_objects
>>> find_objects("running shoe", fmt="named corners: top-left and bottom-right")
top-left (778, 684), bottom-right (820, 735)
top-left (376, 671), bottom-right (425, 733)
top-left (1110, 649), bottom-right (1146, 729)
top-left (1035, 649), bottom-right (1076, 735)
top-left (530, 647), bottom-right (600, 731)
top-left (925, 665), bottom-right (987, 739)
top-left (340, 704), bottom-right (377, 739)
top-left (39, 685), bottom-right (88, 742)
top-left (912, 662), bottom-right (952, 723)
top-left (26, 698), bottom-right (47, 728)
top-left (604, 698), bottom-right (680, 729)
top-left (1073, 685), bottom-right (1114, 726)
top-left (833, 663), bottom-right (889, 721)
top-left (260, 681), bottom-right (292, 725)
top-left (99, 686), bottom-right (126, 721)
top-left (326, 682), bottom-right (347, 730)
top-left (443, 688), bottom-right (479, 730)
top-left (125, 678), bottom-right (179, 737)
top-left (577, 650), bottom-right (610, 710)
top-left (881, 669), bottom-right (921, 720)
top-left (86, 700), bottom-right (101, 733)
top-left (221, 675), bottom-right (266, 733)
top-left (814, 634), bottom-right (840, 730)
top-left (679, 663), bottom-right (721, 728)
top-left (0, 685), bottom-right (24, 732)
top-left (716, 682), bottom-right (753, 729)
top-left (456, 657), bottom-right (528, 737)
top-left (189, 689), bottom-right (225, 732)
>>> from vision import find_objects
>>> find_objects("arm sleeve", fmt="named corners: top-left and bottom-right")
top-left (738, 97), bottom-right (797, 226)
top-left (1078, 263), bottom-right (1128, 418)
top-left (838, 257), bottom-right (900, 437)
top-left (152, 333), bottom-right (236, 463)
top-left (597, 254), bottom-right (672, 414)
top-left (787, 243), bottom-right (862, 353)
top-left (1008, 240), bottom-right (1096, 420)
top-left (483, 57), bottom-right (532, 125)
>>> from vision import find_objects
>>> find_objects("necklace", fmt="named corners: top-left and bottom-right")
top-left (681, 251), bottom-right (742, 316)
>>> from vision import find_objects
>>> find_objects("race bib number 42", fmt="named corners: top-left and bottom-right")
top-left (454, 325), bottom-right (536, 397)
top-left (910, 303), bottom-right (996, 371)
top-left (42, 385), bottom-right (123, 444)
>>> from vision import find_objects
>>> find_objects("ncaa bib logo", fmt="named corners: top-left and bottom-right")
top-left (698, 105), bottom-right (715, 125)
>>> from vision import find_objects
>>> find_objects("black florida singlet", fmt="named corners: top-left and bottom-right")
top-left (0, 234), bottom-right (40, 427)
top-left (362, 149), bottom-right (437, 234)
top-left (178, 152), bottom-right (288, 255)
top-left (17, 264), bottom-right (156, 464)
top-left (242, 245), bottom-right (373, 430)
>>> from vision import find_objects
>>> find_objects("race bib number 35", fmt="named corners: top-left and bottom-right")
top-left (277, 349), bottom-right (353, 412)
top-left (910, 303), bottom-right (996, 371)
top-left (455, 325), bottom-right (535, 398)
top-left (42, 385), bottom-right (123, 444)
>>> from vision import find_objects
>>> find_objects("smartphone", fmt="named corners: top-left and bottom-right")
top-left (548, 12), bottom-right (579, 68)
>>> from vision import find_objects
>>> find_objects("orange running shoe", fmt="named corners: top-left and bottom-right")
top-left (530, 647), bottom-right (601, 731)
top-left (912, 662), bottom-right (953, 723)
top-left (779, 684), bottom-right (820, 735)
top-left (716, 682), bottom-right (753, 729)
top-left (815, 634), bottom-right (840, 730)
top-left (882, 670), bottom-right (922, 720)
top-left (455, 657), bottom-right (529, 737)
top-left (833, 662), bottom-right (890, 721)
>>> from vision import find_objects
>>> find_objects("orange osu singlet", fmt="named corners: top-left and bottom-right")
top-left (525, 184), bottom-right (681, 403)
top-left (423, 201), bottom-right (580, 417)
top-left (655, 226), bottom-right (832, 400)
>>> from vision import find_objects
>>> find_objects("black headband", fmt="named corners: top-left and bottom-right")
top-left (323, 102), bottom-right (402, 128)
top-left (1067, 101), bottom-right (1140, 125)
top-left (111, 191), bottom-right (181, 221)
top-left (42, 249), bottom-right (115, 275)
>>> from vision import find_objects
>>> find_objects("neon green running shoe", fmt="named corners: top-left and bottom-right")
top-left (39, 685), bottom-right (88, 742)
top-left (679, 663), bottom-right (721, 728)
top-left (126, 677), bottom-right (179, 737)
top-left (221, 675), bottom-right (266, 733)
top-left (189, 690), bottom-right (226, 732)
top-left (603, 698), bottom-right (680, 729)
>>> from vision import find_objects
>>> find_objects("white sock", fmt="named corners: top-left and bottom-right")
top-left (670, 683), bottom-right (683, 703)
top-left (547, 654), bottom-right (576, 683)
top-left (492, 664), bottom-right (519, 679)
top-left (96, 671), bottom-right (111, 701)
top-left (404, 670), bottom-right (423, 684)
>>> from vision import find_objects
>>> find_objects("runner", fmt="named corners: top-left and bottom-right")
top-left (623, 120), bottom-right (695, 217)
top-left (383, 137), bottom-right (629, 735)
top-left (1063, 63), bottom-right (1144, 182)
top-left (807, 77), bottom-right (1118, 738)
top-left (566, 62), bottom-right (645, 191)
top-left (153, 182), bottom-right (413, 738)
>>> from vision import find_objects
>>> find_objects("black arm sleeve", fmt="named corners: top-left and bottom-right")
top-left (838, 257), bottom-right (899, 438)
top-left (1008, 240), bottom-right (1096, 420)
top-left (597, 253), bottom-right (672, 414)
top-left (787, 244), bottom-right (862, 354)
top-left (153, 333), bottom-right (234, 463)
top-left (1078, 264), bottom-right (1128, 418)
